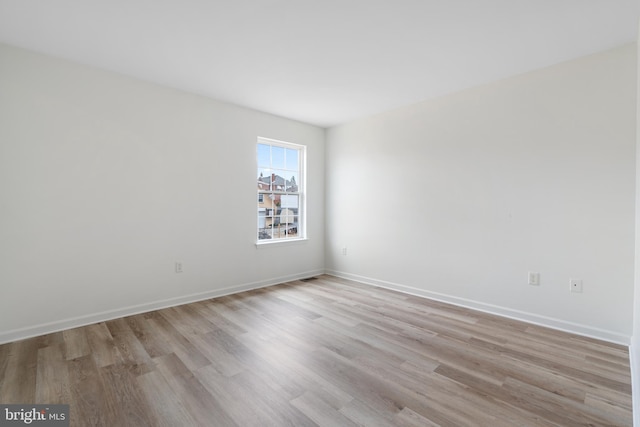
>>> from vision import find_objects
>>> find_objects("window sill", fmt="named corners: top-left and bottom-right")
top-left (255, 237), bottom-right (308, 249)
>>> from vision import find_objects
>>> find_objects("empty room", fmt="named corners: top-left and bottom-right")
top-left (1, 1), bottom-right (640, 426)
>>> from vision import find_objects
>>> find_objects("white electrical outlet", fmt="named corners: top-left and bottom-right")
top-left (528, 272), bottom-right (540, 286)
top-left (570, 278), bottom-right (582, 293)
top-left (175, 261), bottom-right (183, 273)
top-left (342, 247), bottom-right (347, 256)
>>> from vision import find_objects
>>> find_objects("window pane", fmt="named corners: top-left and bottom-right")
top-left (259, 193), bottom-right (276, 210)
top-left (279, 208), bottom-right (298, 238)
top-left (257, 138), bottom-right (304, 242)
top-left (280, 194), bottom-right (299, 210)
top-left (258, 227), bottom-right (272, 240)
top-left (258, 208), bottom-right (276, 240)
top-left (272, 170), bottom-right (287, 191)
top-left (258, 168), bottom-right (271, 191)
top-left (285, 172), bottom-right (299, 192)
top-left (257, 144), bottom-right (270, 167)
top-left (280, 213), bottom-right (295, 227)
top-left (285, 148), bottom-right (298, 170)
top-left (258, 167), bottom-right (271, 178)
top-left (271, 146), bottom-right (285, 169)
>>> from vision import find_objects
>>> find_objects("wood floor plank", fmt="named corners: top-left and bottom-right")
top-left (156, 305), bottom-right (216, 338)
top-left (136, 370), bottom-right (199, 427)
top-left (274, 290), bottom-right (362, 328)
top-left (236, 332), bottom-right (354, 408)
top-left (63, 327), bottom-right (91, 360)
top-left (143, 314), bottom-right (211, 371)
top-left (99, 362), bottom-right (160, 427)
top-left (584, 391), bottom-right (633, 425)
top-left (105, 318), bottom-right (154, 376)
top-left (502, 376), bottom-right (624, 426)
top-left (196, 365), bottom-right (311, 427)
top-left (35, 332), bottom-right (64, 349)
top-left (0, 341), bottom-right (10, 395)
top-left (231, 369), bottom-right (317, 427)
top-left (153, 353), bottom-right (238, 427)
top-left (186, 331), bottom-right (245, 377)
top-left (0, 274), bottom-right (632, 426)
top-left (393, 406), bottom-right (442, 427)
top-left (68, 354), bottom-right (111, 427)
top-left (209, 329), bottom-right (308, 400)
top-left (193, 302), bottom-right (247, 337)
top-left (85, 322), bottom-right (123, 368)
top-left (35, 344), bottom-right (71, 404)
top-left (195, 365), bottom-right (266, 426)
top-left (124, 314), bottom-right (173, 359)
top-left (290, 391), bottom-right (359, 427)
top-left (339, 398), bottom-right (396, 427)
top-left (0, 339), bottom-right (38, 403)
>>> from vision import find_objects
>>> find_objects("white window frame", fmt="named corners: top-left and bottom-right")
top-left (256, 137), bottom-right (306, 245)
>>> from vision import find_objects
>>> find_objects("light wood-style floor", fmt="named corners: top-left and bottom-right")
top-left (0, 275), bottom-right (632, 426)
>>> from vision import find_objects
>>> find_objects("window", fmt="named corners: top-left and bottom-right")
top-left (257, 137), bottom-right (305, 242)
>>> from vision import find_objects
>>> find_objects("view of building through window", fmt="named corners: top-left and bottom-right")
top-left (257, 138), bottom-right (304, 241)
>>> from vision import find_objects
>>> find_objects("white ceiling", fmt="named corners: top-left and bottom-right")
top-left (0, 1), bottom-right (638, 128)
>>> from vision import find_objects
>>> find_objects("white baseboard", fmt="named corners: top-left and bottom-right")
top-left (2, 268), bottom-right (629, 347)
top-left (0, 269), bottom-right (324, 345)
top-left (326, 269), bottom-right (630, 346)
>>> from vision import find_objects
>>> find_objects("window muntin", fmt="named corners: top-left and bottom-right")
top-left (257, 138), bottom-right (305, 242)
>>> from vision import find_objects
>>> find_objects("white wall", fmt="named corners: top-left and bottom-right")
top-left (326, 44), bottom-right (637, 343)
top-left (0, 40), bottom-right (636, 347)
top-left (0, 43), bottom-right (325, 343)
